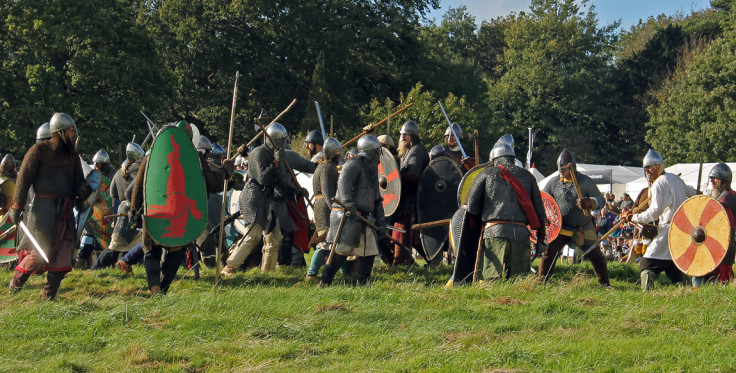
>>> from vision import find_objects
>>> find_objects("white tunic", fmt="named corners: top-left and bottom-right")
top-left (631, 172), bottom-right (696, 260)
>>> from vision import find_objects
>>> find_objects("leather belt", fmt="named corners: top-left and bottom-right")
top-left (332, 207), bottom-right (363, 216)
top-left (315, 194), bottom-right (324, 199)
top-left (484, 221), bottom-right (527, 230)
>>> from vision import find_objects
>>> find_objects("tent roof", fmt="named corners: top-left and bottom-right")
top-left (626, 162), bottom-right (736, 196)
top-left (538, 163), bottom-right (644, 191)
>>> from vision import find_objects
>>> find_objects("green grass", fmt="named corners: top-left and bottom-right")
top-left (1, 259), bottom-right (736, 372)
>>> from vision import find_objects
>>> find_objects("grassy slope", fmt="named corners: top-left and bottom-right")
top-left (1, 260), bottom-right (735, 373)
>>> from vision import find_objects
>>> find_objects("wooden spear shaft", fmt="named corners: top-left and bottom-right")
top-left (246, 99), bottom-right (298, 147)
top-left (216, 71), bottom-right (239, 288)
top-left (343, 102), bottom-right (414, 147)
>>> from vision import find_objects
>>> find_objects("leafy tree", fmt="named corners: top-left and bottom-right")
top-left (0, 0), bottom-right (166, 162)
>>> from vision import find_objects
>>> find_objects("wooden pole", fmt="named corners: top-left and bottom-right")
top-left (246, 99), bottom-right (298, 147)
top-left (343, 102), bottom-right (413, 147)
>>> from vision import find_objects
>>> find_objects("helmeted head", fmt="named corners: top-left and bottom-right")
top-left (196, 135), bottom-right (212, 155)
top-left (444, 122), bottom-right (463, 144)
top-left (490, 141), bottom-right (515, 163)
top-left (305, 130), bottom-right (324, 146)
top-left (557, 148), bottom-right (576, 174)
top-left (642, 149), bottom-right (664, 182)
top-left (323, 137), bottom-right (343, 160)
top-left (49, 113), bottom-right (78, 145)
top-left (429, 145), bottom-right (445, 160)
top-left (265, 122), bottom-right (288, 150)
top-left (357, 134), bottom-right (381, 164)
top-left (175, 120), bottom-right (193, 139)
top-left (0, 154), bottom-right (16, 177)
top-left (211, 142), bottom-right (226, 159)
top-left (709, 163), bottom-right (732, 196)
top-left (36, 122), bottom-right (51, 143)
top-left (92, 149), bottom-right (110, 165)
top-left (125, 142), bottom-right (145, 162)
top-left (346, 147), bottom-right (359, 160)
top-left (497, 134), bottom-right (514, 146)
top-left (400, 120), bottom-right (419, 137)
top-left (234, 155), bottom-right (245, 169)
top-left (377, 134), bottom-right (395, 149)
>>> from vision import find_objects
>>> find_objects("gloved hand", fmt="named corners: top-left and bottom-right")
top-left (577, 197), bottom-right (594, 210)
top-left (222, 158), bottom-right (236, 178)
top-left (237, 144), bottom-right (249, 157)
top-left (379, 225), bottom-right (391, 239)
top-left (9, 208), bottom-right (22, 223)
top-left (345, 203), bottom-right (357, 216)
top-left (78, 183), bottom-right (94, 201)
top-left (274, 149), bottom-right (286, 162)
top-left (620, 210), bottom-right (632, 222)
top-left (535, 242), bottom-right (548, 255)
top-left (460, 157), bottom-right (476, 170)
top-left (296, 187), bottom-right (309, 199)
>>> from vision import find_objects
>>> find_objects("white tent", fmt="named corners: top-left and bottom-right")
top-left (538, 163), bottom-right (644, 197)
top-left (626, 163), bottom-right (736, 197)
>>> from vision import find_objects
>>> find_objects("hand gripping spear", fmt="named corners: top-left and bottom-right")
top-left (215, 71), bottom-right (239, 288)
top-left (437, 101), bottom-right (467, 158)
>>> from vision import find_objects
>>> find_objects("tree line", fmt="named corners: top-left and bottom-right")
top-left (1, 0), bottom-right (734, 174)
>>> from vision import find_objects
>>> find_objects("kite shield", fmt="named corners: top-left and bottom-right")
top-left (448, 207), bottom-right (481, 285)
top-left (378, 148), bottom-right (400, 216)
top-left (417, 157), bottom-right (462, 261)
top-left (669, 195), bottom-right (730, 276)
top-left (144, 126), bottom-right (207, 247)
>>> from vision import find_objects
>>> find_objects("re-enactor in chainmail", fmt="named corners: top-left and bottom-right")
top-left (320, 135), bottom-right (387, 286)
top-left (131, 121), bottom-right (235, 295)
top-left (305, 138), bottom-right (342, 280)
top-left (466, 141), bottom-right (546, 280)
top-left (9, 113), bottom-right (91, 300)
top-left (538, 149), bottom-right (610, 287)
top-left (221, 122), bottom-right (299, 276)
top-left (276, 146), bottom-right (315, 267)
top-left (392, 120), bottom-right (429, 265)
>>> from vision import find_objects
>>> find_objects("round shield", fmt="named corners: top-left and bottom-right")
top-left (417, 157), bottom-right (462, 261)
top-left (530, 191), bottom-right (562, 243)
top-left (668, 195), bottom-right (731, 276)
top-left (378, 148), bottom-right (400, 216)
top-left (76, 169), bottom-right (102, 241)
top-left (457, 164), bottom-right (489, 206)
top-left (295, 171), bottom-right (314, 221)
top-left (227, 189), bottom-right (246, 235)
top-left (0, 177), bottom-right (15, 213)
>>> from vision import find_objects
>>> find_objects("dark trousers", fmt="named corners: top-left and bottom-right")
top-left (321, 254), bottom-right (374, 285)
top-left (121, 243), bottom-right (144, 265)
top-left (143, 246), bottom-right (187, 294)
top-left (639, 257), bottom-right (684, 284)
top-left (91, 249), bottom-right (123, 270)
top-left (538, 234), bottom-right (610, 286)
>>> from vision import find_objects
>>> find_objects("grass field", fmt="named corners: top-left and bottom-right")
top-left (1, 258), bottom-right (735, 372)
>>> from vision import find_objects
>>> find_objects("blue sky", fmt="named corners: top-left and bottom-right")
top-left (426, 0), bottom-right (713, 29)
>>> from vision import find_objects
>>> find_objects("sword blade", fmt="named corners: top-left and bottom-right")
top-left (437, 101), bottom-right (467, 158)
top-left (19, 221), bottom-right (49, 263)
top-left (314, 101), bottom-right (327, 140)
top-left (386, 225), bottom-right (405, 234)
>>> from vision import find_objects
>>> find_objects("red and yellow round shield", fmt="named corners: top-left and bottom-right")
top-left (668, 195), bottom-right (730, 276)
top-left (530, 191), bottom-right (562, 243)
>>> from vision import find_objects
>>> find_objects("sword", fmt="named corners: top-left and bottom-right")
top-left (437, 101), bottom-right (467, 158)
top-left (314, 101), bottom-right (327, 140)
top-left (19, 221), bottom-right (49, 263)
top-left (386, 226), bottom-right (405, 234)
top-left (140, 110), bottom-right (159, 147)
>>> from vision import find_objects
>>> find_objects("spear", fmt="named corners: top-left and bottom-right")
top-left (343, 103), bottom-right (414, 147)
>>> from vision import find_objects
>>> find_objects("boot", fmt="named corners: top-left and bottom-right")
top-left (41, 271), bottom-right (66, 300)
top-left (305, 275), bottom-right (317, 282)
top-left (641, 269), bottom-right (656, 291)
top-left (150, 285), bottom-right (161, 296)
top-left (9, 271), bottom-right (30, 294)
top-left (221, 265), bottom-right (236, 277)
top-left (74, 258), bottom-right (87, 270)
top-left (117, 260), bottom-right (133, 274)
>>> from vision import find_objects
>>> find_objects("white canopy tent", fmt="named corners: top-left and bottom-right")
top-left (538, 163), bottom-right (644, 197)
top-left (625, 163), bottom-right (736, 197)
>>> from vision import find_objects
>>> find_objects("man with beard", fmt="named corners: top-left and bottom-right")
top-left (304, 130), bottom-right (324, 162)
top-left (320, 135), bottom-right (387, 286)
top-left (466, 141), bottom-right (546, 280)
top-left (434, 122), bottom-right (475, 172)
top-left (8, 113), bottom-right (91, 299)
top-left (691, 163), bottom-right (736, 285)
top-left (391, 120), bottom-right (429, 266)
top-left (621, 149), bottom-right (695, 290)
top-left (538, 149), bottom-right (610, 287)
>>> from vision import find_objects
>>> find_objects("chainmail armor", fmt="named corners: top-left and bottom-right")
top-left (312, 161), bottom-right (338, 231)
top-left (543, 171), bottom-right (604, 230)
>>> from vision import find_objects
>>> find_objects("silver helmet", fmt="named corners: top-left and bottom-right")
top-left (357, 134), bottom-right (381, 163)
top-left (266, 122), bottom-right (289, 149)
top-left (305, 130), bottom-right (324, 146)
top-left (377, 134), bottom-right (395, 148)
top-left (234, 155), bottom-right (245, 168)
top-left (399, 120), bottom-right (420, 137)
top-left (497, 134), bottom-right (514, 146)
top-left (709, 162), bottom-right (732, 183)
top-left (49, 113), bottom-right (76, 133)
top-left (0, 154), bottom-right (16, 175)
top-left (196, 135), bottom-right (212, 153)
top-left (92, 149), bottom-right (110, 164)
top-left (642, 149), bottom-right (664, 167)
top-left (323, 137), bottom-right (343, 159)
top-left (211, 142), bottom-right (226, 158)
top-left (36, 122), bottom-right (51, 143)
top-left (444, 122), bottom-right (463, 140)
top-left (490, 141), bottom-right (515, 161)
top-left (429, 145), bottom-right (445, 160)
top-left (125, 142), bottom-right (145, 162)
top-left (557, 149), bottom-right (576, 173)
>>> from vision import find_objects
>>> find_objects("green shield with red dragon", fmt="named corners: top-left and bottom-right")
top-left (144, 125), bottom-right (207, 247)
top-left (88, 174), bottom-right (114, 249)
